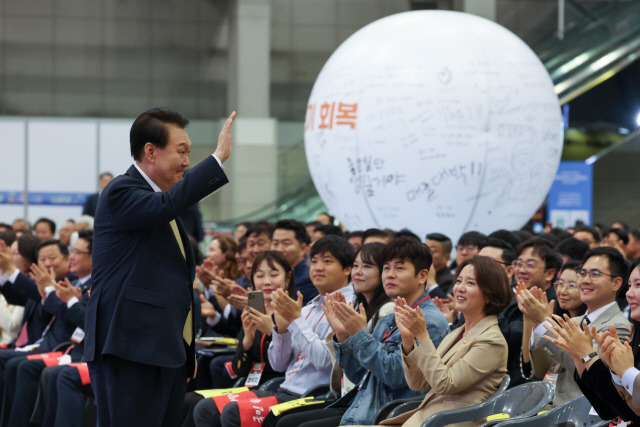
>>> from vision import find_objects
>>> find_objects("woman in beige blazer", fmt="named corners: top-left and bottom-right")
top-left (383, 255), bottom-right (512, 427)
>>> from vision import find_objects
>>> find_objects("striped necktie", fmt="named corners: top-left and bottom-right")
top-left (170, 219), bottom-right (192, 345)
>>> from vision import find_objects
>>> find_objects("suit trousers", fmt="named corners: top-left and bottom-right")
top-left (88, 355), bottom-right (187, 427)
top-left (53, 366), bottom-right (92, 427)
top-left (6, 358), bottom-right (47, 427)
top-left (275, 406), bottom-right (346, 427)
top-left (193, 390), bottom-right (303, 427)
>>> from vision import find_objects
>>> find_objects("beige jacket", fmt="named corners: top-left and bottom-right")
top-left (380, 315), bottom-right (507, 427)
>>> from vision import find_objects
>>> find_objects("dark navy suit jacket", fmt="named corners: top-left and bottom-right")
top-left (84, 156), bottom-right (228, 376)
top-left (82, 193), bottom-right (100, 217)
top-left (2, 272), bottom-right (78, 351)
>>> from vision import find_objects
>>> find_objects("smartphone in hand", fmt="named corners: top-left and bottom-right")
top-left (247, 290), bottom-right (265, 314)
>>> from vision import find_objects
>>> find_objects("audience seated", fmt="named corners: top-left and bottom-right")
top-left (519, 246), bottom-right (630, 404)
top-left (277, 239), bottom-right (449, 426)
top-left (449, 231), bottom-right (487, 274)
top-left (2, 211), bottom-right (639, 426)
top-left (193, 235), bottom-right (355, 427)
top-left (523, 261), bottom-right (586, 384)
top-left (184, 251), bottom-right (295, 427)
top-left (573, 226), bottom-right (602, 249)
top-left (424, 233), bottom-right (454, 294)
top-left (380, 255), bottom-right (511, 426)
top-left (271, 220), bottom-right (316, 305)
top-left (33, 219), bottom-right (55, 242)
top-left (4, 231), bottom-right (93, 427)
top-left (541, 259), bottom-right (640, 422)
top-left (0, 232), bottom-right (23, 344)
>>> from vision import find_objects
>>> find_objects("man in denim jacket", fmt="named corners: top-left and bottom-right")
top-left (332, 237), bottom-right (450, 425)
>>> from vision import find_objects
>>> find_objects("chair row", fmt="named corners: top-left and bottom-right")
top-left (228, 375), bottom-right (614, 426)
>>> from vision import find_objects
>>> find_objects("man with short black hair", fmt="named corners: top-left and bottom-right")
top-left (193, 235), bottom-right (356, 427)
top-left (345, 231), bottom-right (363, 253)
top-left (425, 232), bottom-right (454, 293)
top-left (479, 238), bottom-right (515, 283)
top-left (2, 230), bottom-right (94, 426)
top-left (83, 172), bottom-right (113, 217)
top-left (361, 228), bottom-right (390, 245)
top-left (245, 222), bottom-right (273, 268)
top-left (316, 212), bottom-right (334, 226)
top-left (573, 226), bottom-right (601, 249)
top-left (520, 246), bottom-right (630, 404)
top-left (34, 218), bottom-right (55, 242)
top-left (451, 231), bottom-right (487, 273)
top-left (271, 219), bottom-right (316, 305)
top-left (514, 238), bottom-right (562, 301)
top-left (625, 229), bottom-right (640, 261)
top-left (556, 237), bottom-right (590, 265)
top-left (602, 228), bottom-right (628, 258)
top-left (278, 237), bottom-right (449, 426)
top-left (85, 108), bottom-right (236, 427)
top-left (10, 219), bottom-right (30, 237)
top-left (58, 220), bottom-right (75, 247)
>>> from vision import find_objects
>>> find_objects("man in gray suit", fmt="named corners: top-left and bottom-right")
top-left (519, 246), bottom-right (630, 404)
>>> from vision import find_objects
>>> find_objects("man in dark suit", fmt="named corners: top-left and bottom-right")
top-left (2, 231), bottom-right (94, 426)
top-left (82, 172), bottom-right (113, 217)
top-left (84, 108), bottom-right (235, 427)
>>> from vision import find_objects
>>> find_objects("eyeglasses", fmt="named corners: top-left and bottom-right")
top-left (456, 245), bottom-right (477, 253)
top-left (512, 260), bottom-right (543, 270)
top-left (554, 280), bottom-right (578, 291)
top-left (70, 249), bottom-right (91, 256)
top-left (576, 269), bottom-right (617, 280)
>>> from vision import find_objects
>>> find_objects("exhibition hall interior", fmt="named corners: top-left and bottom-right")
top-left (2, 0), bottom-right (640, 426)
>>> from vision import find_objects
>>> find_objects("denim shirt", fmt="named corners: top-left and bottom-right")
top-left (334, 292), bottom-right (450, 425)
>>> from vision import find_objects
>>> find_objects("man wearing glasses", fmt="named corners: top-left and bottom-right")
top-left (521, 246), bottom-right (630, 404)
top-left (450, 231), bottom-right (487, 274)
top-left (513, 238), bottom-right (562, 302)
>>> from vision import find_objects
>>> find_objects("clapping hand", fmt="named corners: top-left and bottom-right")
top-left (542, 314), bottom-right (596, 360)
top-left (29, 264), bottom-right (56, 298)
top-left (597, 324), bottom-right (635, 377)
top-left (271, 289), bottom-right (303, 331)
top-left (432, 296), bottom-right (454, 323)
top-left (332, 300), bottom-right (367, 336)
top-left (395, 297), bottom-right (429, 354)
top-left (228, 285), bottom-right (248, 310)
top-left (54, 278), bottom-right (80, 303)
top-left (198, 293), bottom-right (218, 318)
top-left (322, 292), bottom-right (349, 342)
top-left (516, 284), bottom-right (554, 326)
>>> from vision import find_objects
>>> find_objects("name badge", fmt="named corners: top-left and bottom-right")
top-left (288, 352), bottom-right (306, 375)
top-left (58, 354), bottom-right (72, 366)
top-left (244, 362), bottom-right (265, 387)
top-left (70, 327), bottom-right (85, 343)
top-left (543, 371), bottom-right (558, 393)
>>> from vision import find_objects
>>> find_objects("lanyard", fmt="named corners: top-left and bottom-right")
top-left (259, 333), bottom-right (267, 362)
top-left (304, 306), bottom-right (326, 333)
top-left (381, 295), bottom-right (431, 343)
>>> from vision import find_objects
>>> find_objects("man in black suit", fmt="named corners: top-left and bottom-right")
top-left (2, 231), bottom-right (94, 426)
top-left (82, 172), bottom-right (113, 217)
top-left (84, 108), bottom-right (235, 427)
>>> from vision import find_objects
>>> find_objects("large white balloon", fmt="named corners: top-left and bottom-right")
top-left (304, 11), bottom-right (563, 241)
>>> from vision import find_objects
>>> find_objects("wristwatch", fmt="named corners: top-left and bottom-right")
top-left (581, 351), bottom-right (598, 363)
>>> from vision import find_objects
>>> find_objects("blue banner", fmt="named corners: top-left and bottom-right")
top-left (0, 191), bottom-right (91, 206)
top-left (547, 161), bottom-right (592, 228)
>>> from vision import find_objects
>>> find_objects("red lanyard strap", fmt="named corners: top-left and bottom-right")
top-left (259, 332), bottom-right (267, 362)
top-left (382, 295), bottom-right (431, 343)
